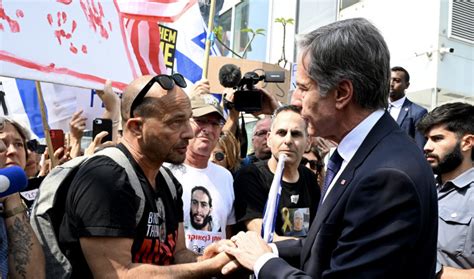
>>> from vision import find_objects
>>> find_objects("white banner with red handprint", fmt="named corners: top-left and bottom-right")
top-left (0, 0), bottom-right (195, 91)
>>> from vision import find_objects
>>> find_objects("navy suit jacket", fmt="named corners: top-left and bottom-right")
top-left (259, 113), bottom-right (438, 279)
top-left (396, 98), bottom-right (428, 150)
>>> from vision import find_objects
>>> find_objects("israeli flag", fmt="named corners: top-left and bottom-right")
top-left (165, 1), bottom-right (220, 85)
top-left (262, 154), bottom-right (287, 243)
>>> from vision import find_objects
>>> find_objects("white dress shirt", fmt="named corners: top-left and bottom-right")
top-left (388, 96), bottom-right (406, 121)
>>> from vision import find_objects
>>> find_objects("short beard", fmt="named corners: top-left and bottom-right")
top-left (165, 153), bottom-right (186, 165)
top-left (432, 142), bottom-right (464, 175)
top-left (190, 212), bottom-right (212, 230)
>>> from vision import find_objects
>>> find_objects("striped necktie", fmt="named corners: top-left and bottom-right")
top-left (320, 150), bottom-right (343, 205)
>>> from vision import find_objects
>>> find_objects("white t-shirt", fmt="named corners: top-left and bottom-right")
top-left (166, 162), bottom-right (235, 254)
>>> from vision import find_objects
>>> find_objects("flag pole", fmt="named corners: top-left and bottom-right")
top-left (201, 0), bottom-right (217, 79)
top-left (261, 154), bottom-right (287, 243)
top-left (35, 81), bottom-right (58, 168)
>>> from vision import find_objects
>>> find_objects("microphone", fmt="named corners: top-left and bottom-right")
top-left (219, 64), bottom-right (242, 88)
top-left (0, 166), bottom-right (28, 198)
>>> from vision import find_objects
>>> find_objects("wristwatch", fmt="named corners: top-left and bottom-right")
top-left (1, 199), bottom-right (28, 218)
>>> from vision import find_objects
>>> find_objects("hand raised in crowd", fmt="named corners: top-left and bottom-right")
top-left (38, 146), bottom-right (72, 177)
top-left (69, 110), bottom-right (87, 140)
top-left (227, 86), bottom-right (279, 116)
top-left (96, 79), bottom-right (120, 142)
top-left (222, 88), bottom-right (240, 134)
top-left (257, 87), bottom-right (279, 115)
top-left (96, 80), bottom-right (120, 118)
top-left (313, 136), bottom-right (337, 159)
top-left (84, 131), bottom-right (114, 156)
top-left (191, 78), bottom-right (211, 95)
top-left (69, 110), bottom-right (87, 158)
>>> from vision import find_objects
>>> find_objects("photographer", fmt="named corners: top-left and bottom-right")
top-left (219, 68), bottom-right (281, 166)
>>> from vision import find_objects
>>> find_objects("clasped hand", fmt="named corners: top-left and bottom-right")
top-left (200, 231), bottom-right (273, 276)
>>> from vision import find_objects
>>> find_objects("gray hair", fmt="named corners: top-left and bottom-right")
top-left (0, 117), bottom-right (31, 142)
top-left (298, 17), bottom-right (390, 110)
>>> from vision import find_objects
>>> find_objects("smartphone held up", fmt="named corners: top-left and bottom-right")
top-left (92, 118), bottom-right (113, 143)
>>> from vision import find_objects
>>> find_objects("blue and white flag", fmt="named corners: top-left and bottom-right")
top-left (262, 154), bottom-right (287, 243)
top-left (165, 2), bottom-right (220, 86)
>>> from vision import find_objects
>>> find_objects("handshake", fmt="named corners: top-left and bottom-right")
top-left (198, 231), bottom-right (273, 277)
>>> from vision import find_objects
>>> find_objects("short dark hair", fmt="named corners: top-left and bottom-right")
top-left (273, 104), bottom-right (301, 116)
top-left (417, 102), bottom-right (474, 160)
top-left (391, 66), bottom-right (410, 83)
top-left (298, 18), bottom-right (390, 110)
top-left (271, 105), bottom-right (308, 135)
top-left (191, 186), bottom-right (212, 208)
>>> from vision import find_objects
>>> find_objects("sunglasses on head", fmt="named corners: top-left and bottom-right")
top-left (213, 151), bottom-right (225, 162)
top-left (129, 73), bottom-right (187, 118)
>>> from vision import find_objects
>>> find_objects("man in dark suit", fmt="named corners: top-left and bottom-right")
top-left (389, 66), bottom-right (428, 149)
top-left (219, 18), bottom-right (438, 279)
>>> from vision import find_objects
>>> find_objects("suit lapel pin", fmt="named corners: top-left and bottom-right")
top-left (340, 179), bottom-right (346, 185)
top-left (404, 108), bottom-right (409, 111)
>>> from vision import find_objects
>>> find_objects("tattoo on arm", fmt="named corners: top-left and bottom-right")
top-left (7, 215), bottom-right (33, 279)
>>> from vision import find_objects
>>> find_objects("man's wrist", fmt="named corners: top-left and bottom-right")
top-left (254, 252), bottom-right (278, 279)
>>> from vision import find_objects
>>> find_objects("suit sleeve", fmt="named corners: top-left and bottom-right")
top-left (323, 168), bottom-right (422, 278)
top-left (258, 168), bottom-right (423, 279)
top-left (275, 239), bottom-right (304, 264)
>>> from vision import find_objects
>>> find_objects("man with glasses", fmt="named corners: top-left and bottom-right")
top-left (167, 88), bottom-right (235, 255)
top-left (233, 105), bottom-right (320, 241)
top-left (242, 117), bottom-right (272, 166)
top-left (59, 75), bottom-right (233, 278)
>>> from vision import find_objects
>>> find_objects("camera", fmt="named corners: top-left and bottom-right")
top-left (233, 71), bottom-right (285, 112)
top-left (440, 47), bottom-right (454, 54)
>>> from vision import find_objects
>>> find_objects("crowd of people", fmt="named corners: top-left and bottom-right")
top-left (0, 17), bottom-right (472, 279)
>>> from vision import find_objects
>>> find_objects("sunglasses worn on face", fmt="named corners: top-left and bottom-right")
top-left (129, 73), bottom-right (187, 118)
top-left (301, 157), bottom-right (324, 172)
top-left (213, 151), bottom-right (225, 162)
top-left (26, 139), bottom-right (38, 152)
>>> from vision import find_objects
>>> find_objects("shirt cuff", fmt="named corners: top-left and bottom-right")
top-left (269, 243), bottom-right (279, 256)
top-left (254, 244), bottom-right (279, 279)
top-left (254, 253), bottom-right (278, 279)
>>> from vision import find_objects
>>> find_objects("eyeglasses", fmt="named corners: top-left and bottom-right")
top-left (213, 151), bottom-right (225, 162)
top-left (301, 157), bottom-right (324, 172)
top-left (129, 73), bottom-right (187, 118)
top-left (253, 130), bottom-right (269, 137)
top-left (192, 117), bottom-right (225, 128)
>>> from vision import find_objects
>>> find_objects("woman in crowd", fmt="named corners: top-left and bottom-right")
top-left (210, 130), bottom-right (241, 175)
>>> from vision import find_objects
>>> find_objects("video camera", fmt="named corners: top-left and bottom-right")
top-left (232, 70), bottom-right (285, 112)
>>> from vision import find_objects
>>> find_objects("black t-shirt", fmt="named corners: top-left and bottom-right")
top-left (59, 145), bottom-right (183, 278)
top-left (21, 176), bottom-right (44, 211)
top-left (233, 160), bottom-right (320, 237)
